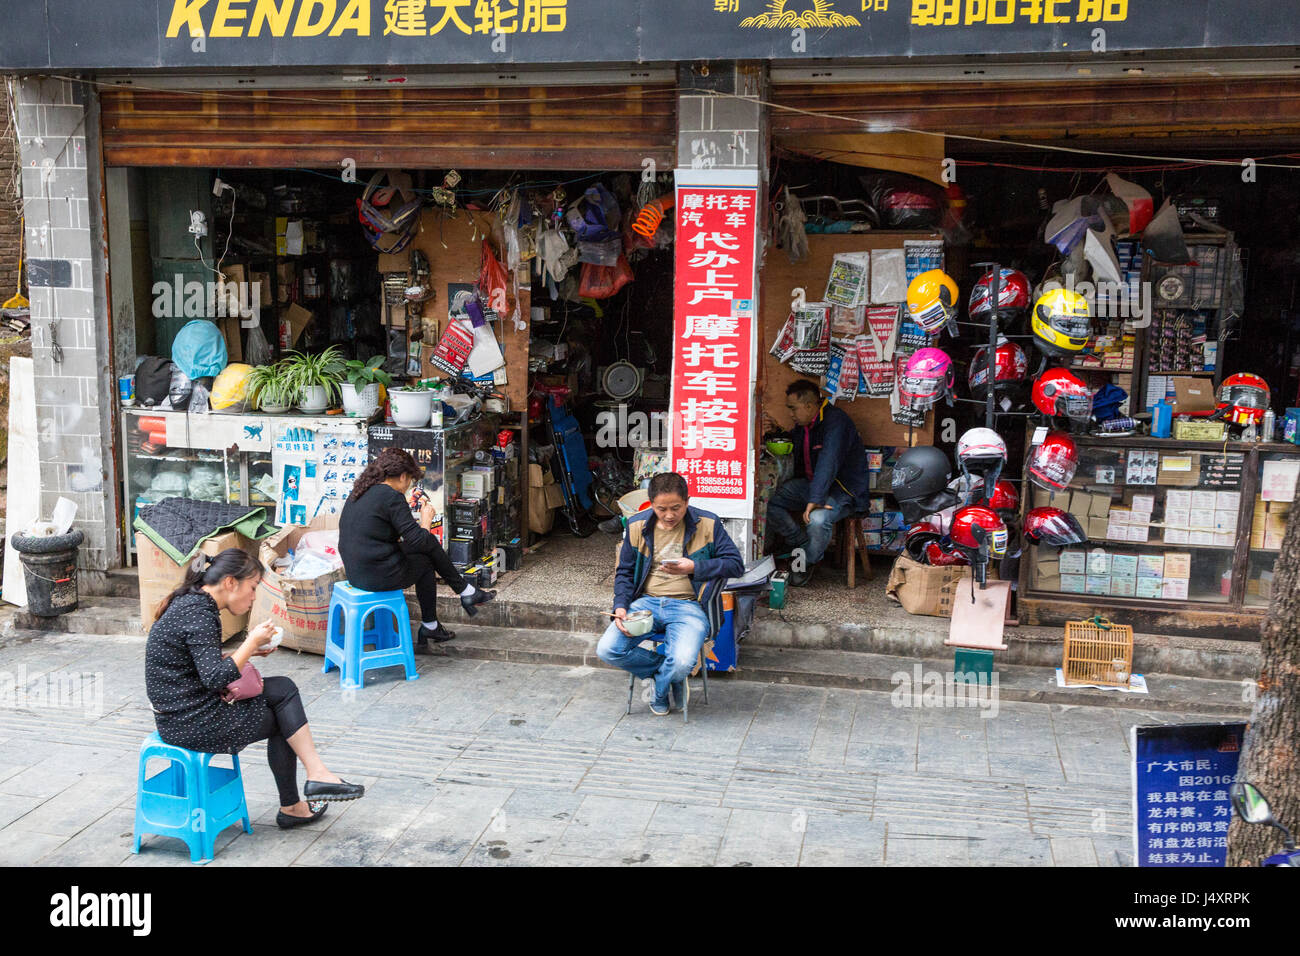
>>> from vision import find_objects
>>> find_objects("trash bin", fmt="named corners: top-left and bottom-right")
top-left (10, 529), bottom-right (84, 617)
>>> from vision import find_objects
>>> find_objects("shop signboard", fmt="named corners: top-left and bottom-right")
top-left (1131, 721), bottom-right (1247, 867)
top-left (670, 170), bottom-right (759, 519)
top-left (6, 2), bottom-right (1300, 70)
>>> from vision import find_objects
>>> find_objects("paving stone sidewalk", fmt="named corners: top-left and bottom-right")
top-left (0, 628), bottom-right (1222, 866)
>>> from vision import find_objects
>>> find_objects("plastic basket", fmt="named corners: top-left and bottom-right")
top-left (1062, 615), bottom-right (1134, 687)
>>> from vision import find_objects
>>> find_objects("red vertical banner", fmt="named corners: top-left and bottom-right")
top-left (670, 182), bottom-right (758, 514)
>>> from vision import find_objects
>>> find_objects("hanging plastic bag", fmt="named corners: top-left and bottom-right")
top-left (478, 240), bottom-right (510, 312)
top-left (578, 255), bottom-right (634, 299)
top-left (245, 322), bottom-right (272, 367)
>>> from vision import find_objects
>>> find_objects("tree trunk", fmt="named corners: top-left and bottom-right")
top-left (1227, 469), bottom-right (1300, 866)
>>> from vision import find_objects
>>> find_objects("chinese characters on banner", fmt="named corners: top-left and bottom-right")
top-left (1132, 722), bottom-right (1246, 867)
top-left (670, 183), bottom-right (758, 513)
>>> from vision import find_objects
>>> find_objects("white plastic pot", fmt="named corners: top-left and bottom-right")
top-left (259, 402), bottom-right (291, 414)
top-left (390, 388), bottom-right (433, 428)
top-left (297, 385), bottom-right (330, 413)
top-left (341, 382), bottom-right (381, 418)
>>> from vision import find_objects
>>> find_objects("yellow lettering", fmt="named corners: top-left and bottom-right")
top-left (166, 0), bottom-right (210, 37)
top-left (963, 0), bottom-right (985, 23)
top-left (210, 0), bottom-right (249, 36)
top-left (294, 0), bottom-right (336, 36)
top-left (330, 0), bottom-right (371, 34)
top-left (987, 0), bottom-right (1013, 23)
top-left (250, 0), bottom-right (294, 35)
top-left (1103, 0), bottom-right (1126, 20)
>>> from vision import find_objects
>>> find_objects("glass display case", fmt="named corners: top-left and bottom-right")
top-left (1019, 434), bottom-right (1299, 637)
top-left (121, 409), bottom-right (275, 559)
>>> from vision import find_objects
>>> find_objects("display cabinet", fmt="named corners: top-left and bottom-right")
top-left (1018, 433), bottom-right (1299, 639)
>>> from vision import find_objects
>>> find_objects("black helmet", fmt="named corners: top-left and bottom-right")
top-left (892, 446), bottom-right (959, 524)
top-left (135, 356), bottom-right (175, 408)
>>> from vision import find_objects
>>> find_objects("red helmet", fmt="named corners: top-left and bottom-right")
top-left (949, 505), bottom-right (1009, 558)
top-left (1028, 431), bottom-right (1079, 492)
top-left (1023, 507), bottom-right (1087, 546)
top-left (925, 541), bottom-right (970, 566)
top-left (969, 268), bottom-right (1032, 321)
top-left (904, 521), bottom-right (944, 563)
top-left (987, 479), bottom-right (1020, 514)
top-left (1217, 372), bottom-right (1270, 426)
top-left (1032, 368), bottom-right (1093, 421)
top-left (969, 339), bottom-right (1029, 400)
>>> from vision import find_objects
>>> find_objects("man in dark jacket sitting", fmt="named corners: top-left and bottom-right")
top-left (766, 379), bottom-right (870, 586)
top-left (598, 472), bottom-right (745, 716)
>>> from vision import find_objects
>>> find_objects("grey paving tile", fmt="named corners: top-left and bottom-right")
top-left (461, 818), bottom-right (569, 867)
top-left (799, 814), bottom-right (887, 867)
top-left (293, 828), bottom-right (398, 866)
top-left (1051, 835), bottom-right (1100, 866)
top-left (806, 691), bottom-right (856, 768)
top-left (33, 808), bottom-right (137, 866)
top-left (646, 802), bottom-right (732, 836)
top-left (716, 807), bottom-right (805, 866)
top-left (0, 828), bottom-right (66, 864)
top-left (378, 838), bottom-right (474, 866)
top-left (0, 792), bottom-right (43, 829)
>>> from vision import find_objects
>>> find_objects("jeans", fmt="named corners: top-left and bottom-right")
top-left (765, 478), bottom-right (855, 566)
top-left (597, 596), bottom-right (709, 704)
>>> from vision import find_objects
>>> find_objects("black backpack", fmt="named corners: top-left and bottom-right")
top-left (135, 356), bottom-right (175, 407)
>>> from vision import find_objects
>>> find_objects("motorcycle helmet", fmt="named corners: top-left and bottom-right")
top-left (1031, 288), bottom-right (1092, 359)
top-left (1216, 373), bottom-right (1270, 426)
top-left (968, 268), bottom-right (1031, 322)
top-left (1023, 507), bottom-right (1088, 547)
top-left (905, 270), bottom-right (959, 335)
top-left (950, 505), bottom-right (1009, 559)
top-left (1032, 367), bottom-right (1094, 422)
top-left (1027, 431), bottom-right (1080, 492)
top-left (904, 521), bottom-right (945, 563)
top-left (957, 427), bottom-right (1008, 491)
top-left (899, 347), bottom-right (954, 409)
top-left (210, 363), bottom-right (253, 411)
top-left (925, 540), bottom-right (970, 567)
top-left (968, 338), bottom-right (1029, 401)
top-left (987, 479), bottom-right (1020, 515)
top-left (891, 445), bottom-right (959, 524)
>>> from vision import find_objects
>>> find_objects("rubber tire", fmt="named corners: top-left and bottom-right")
top-left (10, 530), bottom-right (85, 554)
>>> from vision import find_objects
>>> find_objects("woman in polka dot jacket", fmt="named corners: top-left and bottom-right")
top-left (145, 548), bottom-right (366, 829)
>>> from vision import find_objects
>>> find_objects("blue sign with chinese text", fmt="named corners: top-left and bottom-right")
top-left (1132, 722), bottom-right (1247, 868)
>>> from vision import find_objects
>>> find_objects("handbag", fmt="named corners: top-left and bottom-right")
top-left (220, 660), bottom-right (264, 704)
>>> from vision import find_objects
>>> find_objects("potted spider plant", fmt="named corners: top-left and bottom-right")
top-left (282, 346), bottom-right (345, 413)
top-left (341, 355), bottom-right (393, 418)
top-left (245, 361), bottom-right (294, 414)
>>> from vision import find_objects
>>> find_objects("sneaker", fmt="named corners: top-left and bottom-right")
top-left (649, 695), bottom-right (670, 717)
top-left (670, 678), bottom-right (690, 712)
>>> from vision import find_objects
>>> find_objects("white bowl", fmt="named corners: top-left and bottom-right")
top-left (265, 627), bottom-right (283, 650)
top-left (623, 610), bottom-right (654, 637)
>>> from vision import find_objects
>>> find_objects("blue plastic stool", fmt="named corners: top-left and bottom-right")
top-left (323, 582), bottom-right (420, 690)
top-left (132, 732), bottom-right (252, 864)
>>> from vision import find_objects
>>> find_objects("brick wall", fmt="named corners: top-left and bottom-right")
top-left (0, 83), bottom-right (20, 300)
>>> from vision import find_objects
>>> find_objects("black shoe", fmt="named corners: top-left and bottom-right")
top-left (302, 779), bottom-right (366, 802)
top-left (598, 516), bottom-right (624, 534)
top-left (418, 623), bottom-right (456, 645)
top-left (277, 801), bottom-right (328, 829)
top-left (788, 565), bottom-right (816, 587)
top-left (460, 588), bottom-right (496, 617)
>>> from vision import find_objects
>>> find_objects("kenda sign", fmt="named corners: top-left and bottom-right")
top-left (4, 1), bottom-right (1300, 69)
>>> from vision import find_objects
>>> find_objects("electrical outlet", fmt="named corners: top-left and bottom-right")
top-left (188, 210), bottom-right (208, 237)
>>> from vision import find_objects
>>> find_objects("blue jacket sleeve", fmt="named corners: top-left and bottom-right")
top-left (612, 527), bottom-right (639, 612)
top-left (691, 517), bottom-right (746, 582)
top-left (808, 414), bottom-right (848, 505)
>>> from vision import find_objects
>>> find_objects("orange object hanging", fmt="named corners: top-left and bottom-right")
top-left (632, 196), bottom-right (675, 239)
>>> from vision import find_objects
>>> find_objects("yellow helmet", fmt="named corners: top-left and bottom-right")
top-left (210, 363), bottom-right (253, 411)
top-left (906, 270), bottom-right (959, 334)
top-left (1031, 289), bottom-right (1091, 358)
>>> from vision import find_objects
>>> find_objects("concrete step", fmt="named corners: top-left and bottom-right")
top-left (9, 595), bottom-right (144, 636)
top-left (428, 624), bottom-right (1252, 717)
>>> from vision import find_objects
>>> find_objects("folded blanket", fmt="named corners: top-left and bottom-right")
top-left (135, 497), bottom-right (276, 563)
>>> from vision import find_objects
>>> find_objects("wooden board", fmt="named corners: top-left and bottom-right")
top-left (407, 208), bottom-right (530, 412)
top-left (760, 232), bottom-right (938, 448)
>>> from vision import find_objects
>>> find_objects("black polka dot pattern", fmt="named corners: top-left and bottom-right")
top-left (144, 591), bottom-right (271, 754)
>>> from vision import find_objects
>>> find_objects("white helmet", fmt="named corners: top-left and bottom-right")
top-left (956, 426), bottom-right (1008, 490)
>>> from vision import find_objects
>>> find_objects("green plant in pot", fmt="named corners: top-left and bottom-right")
top-left (245, 361), bottom-right (295, 413)
top-left (282, 346), bottom-right (345, 413)
top-left (341, 355), bottom-right (393, 418)
top-left (390, 376), bottom-right (444, 429)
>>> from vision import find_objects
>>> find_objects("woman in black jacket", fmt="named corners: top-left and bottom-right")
top-left (145, 549), bottom-right (365, 830)
top-left (338, 446), bottom-right (494, 652)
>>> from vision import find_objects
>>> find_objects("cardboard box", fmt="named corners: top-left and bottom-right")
top-left (1088, 516), bottom-right (1109, 539)
top-left (885, 556), bottom-right (976, 618)
top-left (283, 303), bottom-right (313, 347)
top-left (1264, 530), bottom-right (1285, 550)
top-left (543, 481), bottom-right (566, 510)
top-left (1060, 574), bottom-right (1086, 594)
top-left (249, 515), bottom-right (344, 656)
top-left (1136, 578), bottom-right (1164, 599)
top-left (1173, 419), bottom-right (1227, 441)
top-left (1059, 551), bottom-right (1086, 575)
top-left (138, 531), bottom-right (259, 639)
top-left (1171, 376), bottom-right (1217, 413)
top-left (1163, 552), bottom-right (1192, 579)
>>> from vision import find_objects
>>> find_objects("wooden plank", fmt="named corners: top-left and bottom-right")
top-left (760, 232), bottom-right (936, 449)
